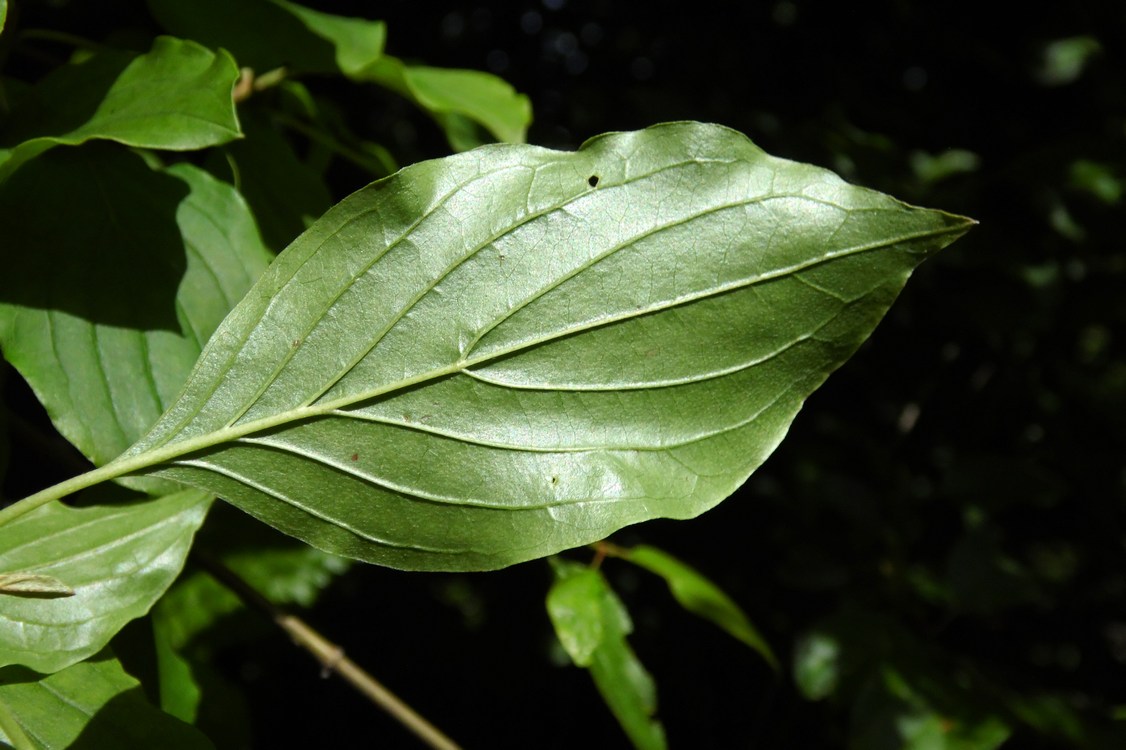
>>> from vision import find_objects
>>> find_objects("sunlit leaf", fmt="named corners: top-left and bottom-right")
top-left (0, 37), bottom-right (239, 182)
top-left (548, 560), bottom-right (665, 750)
top-left (0, 489), bottom-right (211, 673)
top-left (366, 55), bottom-right (532, 148)
top-left (623, 544), bottom-right (777, 668)
top-left (0, 651), bottom-right (214, 749)
top-left (28, 122), bottom-right (969, 571)
top-left (0, 147), bottom-right (273, 492)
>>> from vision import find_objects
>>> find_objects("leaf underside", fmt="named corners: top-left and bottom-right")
top-left (102, 122), bottom-right (971, 571)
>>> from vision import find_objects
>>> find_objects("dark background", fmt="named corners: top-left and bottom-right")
top-left (5, 1), bottom-right (1126, 748)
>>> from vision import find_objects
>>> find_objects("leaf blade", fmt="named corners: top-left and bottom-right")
top-left (0, 652), bottom-right (214, 750)
top-left (0, 146), bottom-right (272, 489)
top-left (0, 37), bottom-right (240, 182)
top-left (0, 489), bottom-right (211, 673)
top-left (547, 560), bottom-right (666, 750)
top-left (623, 544), bottom-right (778, 669)
top-left (91, 122), bottom-right (973, 570)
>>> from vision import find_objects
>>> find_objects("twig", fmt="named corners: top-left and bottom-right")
top-left (193, 551), bottom-right (463, 750)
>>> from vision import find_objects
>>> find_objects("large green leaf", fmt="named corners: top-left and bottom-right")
top-left (366, 55), bottom-right (532, 149)
top-left (548, 560), bottom-right (666, 750)
top-left (0, 146), bottom-right (273, 491)
top-left (0, 651), bottom-right (214, 750)
top-left (622, 544), bottom-right (777, 669)
top-left (0, 37), bottom-right (239, 182)
top-left (147, 0), bottom-right (385, 77)
top-left (17, 122), bottom-right (971, 571)
top-left (0, 489), bottom-right (211, 673)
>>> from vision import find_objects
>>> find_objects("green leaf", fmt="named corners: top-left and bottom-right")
top-left (622, 544), bottom-right (777, 669)
top-left (148, 506), bottom-right (348, 723)
top-left (24, 122), bottom-right (971, 571)
top-left (366, 54), bottom-right (532, 148)
top-left (546, 560), bottom-right (606, 665)
top-left (793, 631), bottom-right (842, 700)
top-left (0, 489), bottom-right (211, 673)
top-left (0, 146), bottom-right (273, 492)
top-left (151, 612), bottom-right (201, 724)
top-left (0, 0), bottom-right (7, 36)
top-left (0, 36), bottom-right (240, 182)
top-left (147, 0), bottom-right (385, 77)
top-left (0, 651), bottom-right (214, 750)
top-left (548, 560), bottom-right (666, 750)
top-left (206, 108), bottom-right (332, 251)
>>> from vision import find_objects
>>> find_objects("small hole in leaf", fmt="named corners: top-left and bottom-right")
top-left (587, 175), bottom-right (599, 187)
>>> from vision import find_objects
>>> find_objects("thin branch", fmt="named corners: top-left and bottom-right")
top-left (193, 551), bottom-right (463, 750)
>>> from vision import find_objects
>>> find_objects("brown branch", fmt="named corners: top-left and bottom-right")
top-left (193, 551), bottom-right (463, 750)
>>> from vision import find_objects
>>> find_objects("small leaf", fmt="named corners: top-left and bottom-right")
top-left (0, 573), bottom-right (74, 597)
top-left (147, 0), bottom-right (385, 77)
top-left (548, 560), bottom-right (666, 750)
top-left (623, 544), bottom-right (778, 669)
top-left (546, 559), bottom-right (605, 666)
top-left (0, 36), bottom-right (240, 181)
top-left (0, 488), bottom-right (211, 673)
top-left (34, 123), bottom-right (971, 571)
top-left (0, 651), bottom-right (214, 750)
top-left (0, 146), bottom-right (273, 492)
top-left (366, 55), bottom-right (532, 148)
top-left (0, 0), bottom-right (7, 36)
top-left (793, 631), bottom-right (842, 700)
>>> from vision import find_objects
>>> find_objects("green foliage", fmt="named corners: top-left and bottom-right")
top-left (0, 489), bottom-right (210, 673)
top-left (0, 2), bottom-right (978, 747)
top-left (548, 559), bottom-right (665, 750)
top-left (0, 651), bottom-right (213, 749)
top-left (619, 544), bottom-right (777, 669)
top-left (0, 37), bottom-right (240, 182)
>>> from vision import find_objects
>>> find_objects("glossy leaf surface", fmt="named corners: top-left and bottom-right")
top-left (624, 544), bottom-right (777, 668)
top-left (0, 489), bottom-right (211, 673)
top-left (0, 651), bottom-right (213, 750)
top-left (0, 37), bottom-right (239, 182)
top-left (83, 122), bottom-right (973, 571)
top-left (0, 148), bottom-right (272, 490)
top-left (548, 560), bottom-right (665, 750)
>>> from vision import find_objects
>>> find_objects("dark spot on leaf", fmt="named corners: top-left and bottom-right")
top-left (588, 174), bottom-right (599, 187)
top-left (350, 453), bottom-right (359, 461)
top-left (551, 475), bottom-right (559, 485)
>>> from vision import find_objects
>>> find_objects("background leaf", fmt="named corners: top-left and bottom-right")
top-left (622, 544), bottom-right (777, 669)
top-left (365, 55), bottom-right (532, 149)
top-left (0, 489), bottom-right (211, 673)
top-left (0, 651), bottom-right (214, 750)
top-left (0, 146), bottom-right (272, 492)
top-left (205, 109), bottom-right (332, 252)
top-left (99, 122), bottom-right (970, 571)
top-left (147, 0), bottom-right (385, 77)
top-left (0, 36), bottom-right (239, 182)
top-left (548, 559), bottom-right (666, 750)
top-left (148, 505), bottom-right (348, 725)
